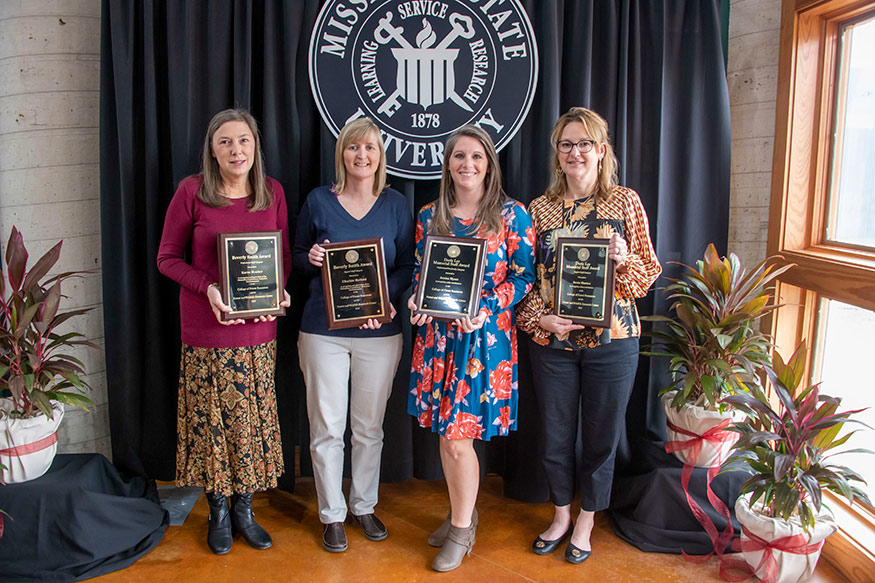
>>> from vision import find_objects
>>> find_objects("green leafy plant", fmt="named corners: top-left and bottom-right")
top-left (643, 244), bottom-right (793, 411)
top-left (721, 342), bottom-right (872, 529)
top-left (0, 226), bottom-right (96, 419)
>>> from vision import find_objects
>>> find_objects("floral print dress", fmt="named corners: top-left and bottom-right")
top-left (408, 199), bottom-right (535, 441)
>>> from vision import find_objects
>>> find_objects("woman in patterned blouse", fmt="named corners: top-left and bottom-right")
top-left (407, 125), bottom-right (535, 572)
top-left (516, 107), bottom-right (661, 564)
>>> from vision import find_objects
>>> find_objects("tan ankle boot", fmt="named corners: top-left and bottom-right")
top-left (432, 522), bottom-right (476, 572)
top-left (428, 513), bottom-right (452, 547)
top-left (428, 508), bottom-right (478, 547)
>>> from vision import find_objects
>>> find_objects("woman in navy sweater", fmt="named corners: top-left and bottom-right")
top-left (293, 117), bottom-right (415, 553)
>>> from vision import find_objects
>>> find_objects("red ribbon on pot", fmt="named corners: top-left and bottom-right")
top-left (0, 431), bottom-right (58, 457)
top-left (665, 418), bottom-right (737, 561)
top-left (715, 525), bottom-right (825, 583)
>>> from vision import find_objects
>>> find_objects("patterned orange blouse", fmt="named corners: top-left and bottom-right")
top-left (515, 185), bottom-right (661, 349)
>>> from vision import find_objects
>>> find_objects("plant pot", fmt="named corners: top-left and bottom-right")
top-left (661, 391), bottom-right (738, 467)
top-left (0, 400), bottom-right (64, 483)
top-left (735, 495), bottom-right (836, 583)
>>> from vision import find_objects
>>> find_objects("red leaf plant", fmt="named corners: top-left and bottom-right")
top-left (0, 227), bottom-right (96, 420)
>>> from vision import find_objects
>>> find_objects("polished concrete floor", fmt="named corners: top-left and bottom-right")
top-left (88, 476), bottom-right (846, 583)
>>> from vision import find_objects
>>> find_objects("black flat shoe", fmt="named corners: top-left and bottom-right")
top-left (565, 540), bottom-right (592, 564)
top-left (350, 513), bottom-right (388, 541)
top-left (322, 522), bottom-right (348, 552)
top-left (532, 523), bottom-right (572, 555)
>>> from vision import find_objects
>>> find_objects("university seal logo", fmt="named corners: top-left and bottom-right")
top-left (309, 0), bottom-right (538, 179)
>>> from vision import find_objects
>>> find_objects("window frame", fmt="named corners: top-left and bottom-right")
top-left (769, 0), bottom-right (875, 579)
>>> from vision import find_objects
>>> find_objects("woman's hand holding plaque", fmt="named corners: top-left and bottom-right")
top-left (552, 237), bottom-right (616, 328)
top-left (320, 238), bottom-right (392, 330)
top-left (412, 235), bottom-right (487, 321)
top-left (217, 231), bottom-right (286, 322)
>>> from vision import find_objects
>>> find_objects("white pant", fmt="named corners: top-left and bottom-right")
top-left (298, 332), bottom-right (403, 524)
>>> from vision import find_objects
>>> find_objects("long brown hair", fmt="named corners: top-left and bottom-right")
top-left (429, 125), bottom-right (506, 236)
top-left (544, 107), bottom-right (618, 204)
top-left (197, 108), bottom-right (272, 211)
top-left (334, 117), bottom-right (387, 196)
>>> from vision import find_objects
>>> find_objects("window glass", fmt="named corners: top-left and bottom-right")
top-left (828, 18), bottom-right (875, 248)
top-left (814, 298), bottom-right (875, 508)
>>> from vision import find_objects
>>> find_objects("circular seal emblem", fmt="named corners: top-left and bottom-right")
top-left (345, 249), bottom-right (360, 263)
top-left (577, 247), bottom-right (590, 263)
top-left (447, 244), bottom-right (461, 258)
top-left (309, 0), bottom-right (538, 179)
top-left (245, 241), bottom-right (259, 255)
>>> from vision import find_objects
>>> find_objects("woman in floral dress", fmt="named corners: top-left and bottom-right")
top-left (407, 125), bottom-right (535, 572)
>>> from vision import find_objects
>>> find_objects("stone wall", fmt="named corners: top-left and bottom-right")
top-left (727, 0), bottom-right (782, 266)
top-left (0, 1), bottom-right (108, 457)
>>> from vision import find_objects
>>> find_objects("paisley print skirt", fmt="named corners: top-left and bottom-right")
top-left (175, 340), bottom-right (284, 495)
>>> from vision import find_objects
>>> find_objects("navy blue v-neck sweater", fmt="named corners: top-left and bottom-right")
top-left (293, 185), bottom-right (415, 337)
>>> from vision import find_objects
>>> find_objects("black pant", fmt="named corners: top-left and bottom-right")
top-left (528, 337), bottom-right (639, 511)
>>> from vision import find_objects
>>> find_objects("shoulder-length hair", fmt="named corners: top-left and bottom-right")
top-left (544, 107), bottom-right (618, 204)
top-left (334, 117), bottom-right (387, 197)
top-left (198, 108), bottom-right (272, 211)
top-left (430, 125), bottom-right (506, 236)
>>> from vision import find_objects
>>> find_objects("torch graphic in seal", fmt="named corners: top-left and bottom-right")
top-left (375, 12), bottom-right (475, 116)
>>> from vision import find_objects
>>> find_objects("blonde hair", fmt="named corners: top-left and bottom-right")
top-left (198, 108), bottom-right (272, 211)
top-left (545, 107), bottom-right (618, 203)
top-left (429, 125), bottom-right (506, 236)
top-left (334, 117), bottom-right (387, 197)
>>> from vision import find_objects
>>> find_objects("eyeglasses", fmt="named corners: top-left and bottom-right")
top-left (556, 139), bottom-right (596, 154)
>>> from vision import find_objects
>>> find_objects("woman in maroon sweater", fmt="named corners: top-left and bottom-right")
top-left (157, 109), bottom-right (291, 555)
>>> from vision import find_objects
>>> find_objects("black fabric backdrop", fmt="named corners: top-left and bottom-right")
top-left (99, 0), bottom-right (730, 508)
top-left (0, 454), bottom-right (168, 583)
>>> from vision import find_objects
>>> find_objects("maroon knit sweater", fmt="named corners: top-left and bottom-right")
top-left (157, 175), bottom-right (291, 348)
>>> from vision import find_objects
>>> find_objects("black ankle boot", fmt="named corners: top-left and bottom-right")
top-left (231, 493), bottom-right (272, 549)
top-left (205, 492), bottom-right (232, 555)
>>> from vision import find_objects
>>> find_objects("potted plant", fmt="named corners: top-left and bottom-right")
top-left (0, 226), bottom-right (95, 483)
top-left (721, 342), bottom-right (871, 583)
top-left (643, 244), bottom-right (793, 466)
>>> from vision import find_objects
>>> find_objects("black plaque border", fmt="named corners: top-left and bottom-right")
top-left (414, 235), bottom-right (487, 321)
top-left (320, 238), bottom-right (391, 330)
top-left (218, 230), bottom-right (285, 321)
top-left (553, 237), bottom-right (616, 328)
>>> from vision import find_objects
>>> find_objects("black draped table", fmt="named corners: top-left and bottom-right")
top-left (609, 438), bottom-right (746, 555)
top-left (0, 453), bottom-right (168, 582)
